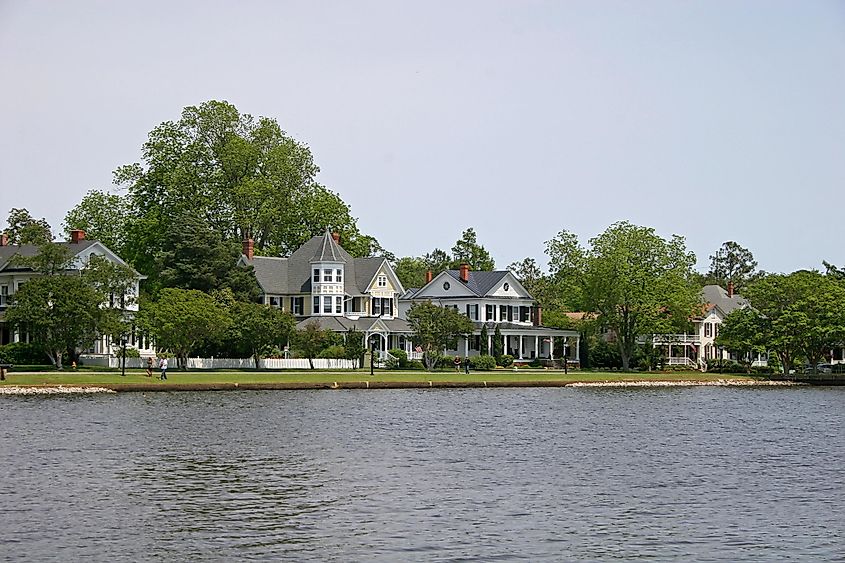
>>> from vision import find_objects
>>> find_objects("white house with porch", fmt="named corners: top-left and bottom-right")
top-left (0, 230), bottom-right (152, 358)
top-left (399, 264), bottom-right (580, 364)
top-left (652, 283), bottom-right (766, 369)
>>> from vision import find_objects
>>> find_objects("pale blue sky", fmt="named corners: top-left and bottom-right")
top-left (1, 1), bottom-right (843, 273)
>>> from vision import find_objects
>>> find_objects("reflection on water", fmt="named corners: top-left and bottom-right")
top-left (0, 387), bottom-right (843, 561)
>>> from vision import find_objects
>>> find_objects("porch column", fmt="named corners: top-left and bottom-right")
top-left (519, 336), bottom-right (524, 359)
top-left (574, 336), bottom-right (580, 361)
top-left (488, 334), bottom-right (492, 355)
top-left (534, 335), bottom-right (539, 359)
top-left (503, 335), bottom-right (508, 355)
top-left (464, 336), bottom-right (469, 357)
top-left (550, 337), bottom-right (554, 360)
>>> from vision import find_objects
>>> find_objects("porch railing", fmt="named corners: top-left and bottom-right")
top-left (653, 334), bottom-right (701, 345)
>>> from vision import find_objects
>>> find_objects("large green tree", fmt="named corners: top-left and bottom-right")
top-left (153, 212), bottom-right (260, 300)
top-left (393, 256), bottom-right (428, 289)
top-left (406, 301), bottom-right (474, 371)
top-left (139, 288), bottom-right (231, 369)
top-left (3, 208), bottom-right (52, 244)
top-left (228, 301), bottom-right (295, 368)
top-left (707, 241), bottom-right (759, 291)
top-left (112, 100), bottom-right (380, 276)
top-left (63, 190), bottom-right (132, 255)
top-left (740, 271), bottom-right (845, 374)
top-left (715, 307), bottom-right (766, 371)
top-left (546, 222), bottom-right (701, 371)
top-left (450, 228), bottom-right (495, 271)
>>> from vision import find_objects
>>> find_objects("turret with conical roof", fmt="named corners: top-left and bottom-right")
top-left (310, 230), bottom-right (347, 316)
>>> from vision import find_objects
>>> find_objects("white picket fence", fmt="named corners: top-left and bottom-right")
top-left (80, 355), bottom-right (356, 370)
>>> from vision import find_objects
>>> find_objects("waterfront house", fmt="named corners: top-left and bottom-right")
top-left (239, 231), bottom-right (414, 357)
top-left (652, 283), bottom-right (765, 368)
top-left (0, 230), bottom-right (152, 357)
top-left (398, 265), bottom-right (580, 364)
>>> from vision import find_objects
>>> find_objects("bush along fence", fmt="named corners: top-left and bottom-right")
top-left (80, 356), bottom-right (356, 370)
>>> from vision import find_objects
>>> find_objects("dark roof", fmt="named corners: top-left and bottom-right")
top-left (472, 321), bottom-right (579, 335)
top-left (245, 234), bottom-right (386, 297)
top-left (702, 284), bottom-right (748, 316)
top-left (0, 240), bottom-right (99, 271)
top-left (444, 270), bottom-right (510, 296)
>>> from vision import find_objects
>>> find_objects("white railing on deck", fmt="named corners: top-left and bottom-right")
top-left (666, 357), bottom-right (698, 368)
top-left (653, 334), bottom-right (701, 345)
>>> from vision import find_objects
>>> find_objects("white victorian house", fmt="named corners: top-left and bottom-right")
top-left (652, 283), bottom-right (765, 368)
top-left (238, 230), bottom-right (414, 356)
top-left (0, 230), bottom-right (152, 358)
top-left (399, 264), bottom-right (581, 364)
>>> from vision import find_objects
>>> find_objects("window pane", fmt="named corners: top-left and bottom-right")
top-left (323, 269), bottom-right (332, 282)
top-left (313, 269), bottom-right (320, 282)
top-left (336, 296), bottom-right (342, 314)
top-left (313, 297), bottom-right (320, 314)
top-left (336, 269), bottom-right (343, 282)
top-left (323, 296), bottom-right (332, 313)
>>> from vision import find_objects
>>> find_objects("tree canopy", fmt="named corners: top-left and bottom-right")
top-left (3, 208), bottom-right (52, 245)
top-left (63, 190), bottom-right (132, 256)
top-left (707, 241), bottom-right (759, 291)
top-left (546, 222), bottom-right (701, 371)
top-left (406, 301), bottom-right (475, 370)
top-left (109, 100), bottom-right (381, 278)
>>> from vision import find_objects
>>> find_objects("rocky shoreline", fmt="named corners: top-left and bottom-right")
top-left (0, 386), bottom-right (117, 395)
top-left (0, 379), bottom-right (806, 394)
top-left (568, 379), bottom-right (803, 387)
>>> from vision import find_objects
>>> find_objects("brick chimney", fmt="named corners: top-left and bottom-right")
top-left (459, 263), bottom-right (470, 283)
top-left (727, 281), bottom-right (734, 298)
top-left (243, 238), bottom-right (254, 260)
top-left (70, 229), bottom-right (86, 243)
top-left (533, 306), bottom-right (542, 327)
top-left (331, 231), bottom-right (340, 244)
top-left (0, 233), bottom-right (7, 246)
top-left (425, 270), bottom-right (433, 284)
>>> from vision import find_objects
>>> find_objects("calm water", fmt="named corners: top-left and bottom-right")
top-left (1, 387), bottom-right (843, 561)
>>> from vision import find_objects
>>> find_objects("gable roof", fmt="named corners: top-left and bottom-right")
top-left (701, 284), bottom-right (748, 317)
top-left (0, 239), bottom-right (101, 272)
top-left (443, 270), bottom-right (510, 296)
top-left (244, 234), bottom-right (396, 297)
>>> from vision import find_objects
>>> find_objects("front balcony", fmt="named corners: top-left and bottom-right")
top-left (653, 333), bottom-right (701, 345)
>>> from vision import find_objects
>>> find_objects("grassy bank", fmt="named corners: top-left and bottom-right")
top-left (0, 369), bottom-right (756, 388)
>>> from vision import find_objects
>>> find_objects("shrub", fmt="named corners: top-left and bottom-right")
top-left (122, 347), bottom-right (141, 358)
top-left (0, 343), bottom-right (49, 365)
top-left (497, 354), bottom-right (514, 368)
top-left (407, 360), bottom-right (425, 370)
top-left (470, 355), bottom-right (496, 370)
top-left (529, 358), bottom-right (543, 368)
top-left (318, 345), bottom-right (347, 359)
top-left (388, 348), bottom-right (408, 368)
top-left (750, 365), bottom-right (774, 375)
top-left (439, 354), bottom-right (456, 369)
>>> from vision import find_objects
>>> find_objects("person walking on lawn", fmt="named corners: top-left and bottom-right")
top-left (158, 356), bottom-right (168, 380)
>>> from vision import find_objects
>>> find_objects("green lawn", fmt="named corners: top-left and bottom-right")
top-left (0, 368), bottom-right (755, 387)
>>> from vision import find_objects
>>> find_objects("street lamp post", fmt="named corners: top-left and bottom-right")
top-left (121, 337), bottom-right (127, 377)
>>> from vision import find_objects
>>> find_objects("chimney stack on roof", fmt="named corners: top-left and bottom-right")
top-left (459, 263), bottom-right (470, 283)
top-left (243, 238), bottom-right (254, 260)
top-left (425, 270), bottom-right (433, 284)
top-left (331, 232), bottom-right (341, 244)
top-left (0, 233), bottom-right (7, 246)
top-left (70, 229), bottom-right (86, 244)
top-left (727, 281), bottom-right (734, 298)
top-left (533, 306), bottom-right (542, 327)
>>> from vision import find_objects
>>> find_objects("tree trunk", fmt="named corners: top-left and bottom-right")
top-left (253, 354), bottom-right (260, 369)
top-left (308, 356), bottom-right (314, 369)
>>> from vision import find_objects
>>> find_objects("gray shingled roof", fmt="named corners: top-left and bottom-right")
top-left (246, 233), bottom-right (385, 297)
top-left (0, 240), bottom-right (99, 271)
top-left (702, 284), bottom-right (748, 316)
top-left (444, 270), bottom-right (515, 297)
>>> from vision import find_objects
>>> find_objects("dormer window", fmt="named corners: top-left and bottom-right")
top-left (323, 269), bottom-right (333, 282)
top-left (378, 275), bottom-right (387, 287)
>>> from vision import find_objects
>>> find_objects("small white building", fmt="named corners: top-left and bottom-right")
top-left (399, 264), bottom-right (580, 364)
